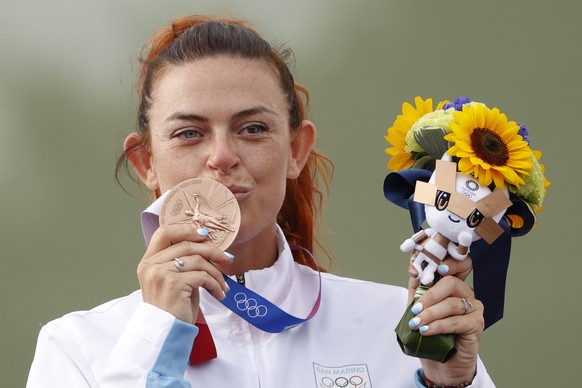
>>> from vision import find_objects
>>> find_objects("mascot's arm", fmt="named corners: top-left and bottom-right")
top-left (448, 231), bottom-right (472, 260)
top-left (400, 229), bottom-right (431, 252)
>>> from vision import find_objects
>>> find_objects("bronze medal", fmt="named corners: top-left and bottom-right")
top-left (159, 178), bottom-right (241, 250)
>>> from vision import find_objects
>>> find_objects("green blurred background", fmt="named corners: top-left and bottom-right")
top-left (1, 0), bottom-right (579, 386)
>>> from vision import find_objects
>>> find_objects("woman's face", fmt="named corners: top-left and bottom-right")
top-left (130, 56), bottom-right (314, 250)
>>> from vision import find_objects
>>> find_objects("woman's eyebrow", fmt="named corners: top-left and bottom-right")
top-left (165, 106), bottom-right (278, 124)
top-left (232, 106), bottom-right (279, 120)
top-left (165, 112), bottom-right (208, 123)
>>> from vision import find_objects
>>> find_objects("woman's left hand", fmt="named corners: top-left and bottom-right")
top-left (408, 257), bottom-right (484, 385)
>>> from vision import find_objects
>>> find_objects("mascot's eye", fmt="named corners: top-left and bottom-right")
top-left (435, 190), bottom-right (450, 211)
top-left (466, 209), bottom-right (484, 228)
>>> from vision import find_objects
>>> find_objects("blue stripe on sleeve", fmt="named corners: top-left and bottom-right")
top-left (146, 319), bottom-right (199, 388)
top-left (414, 368), bottom-right (428, 387)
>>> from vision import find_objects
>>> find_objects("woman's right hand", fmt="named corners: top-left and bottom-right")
top-left (137, 223), bottom-right (233, 324)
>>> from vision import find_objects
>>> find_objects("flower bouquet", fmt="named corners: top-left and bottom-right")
top-left (383, 96), bottom-right (549, 362)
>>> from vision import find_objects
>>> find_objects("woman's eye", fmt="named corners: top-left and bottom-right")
top-left (242, 123), bottom-right (268, 135)
top-left (176, 129), bottom-right (200, 139)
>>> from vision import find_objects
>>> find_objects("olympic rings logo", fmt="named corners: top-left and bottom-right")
top-left (234, 292), bottom-right (268, 318)
top-left (319, 376), bottom-right (365, 388)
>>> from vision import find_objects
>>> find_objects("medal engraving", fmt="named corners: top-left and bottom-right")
top-left (160, 178), bottom-right (241, 250)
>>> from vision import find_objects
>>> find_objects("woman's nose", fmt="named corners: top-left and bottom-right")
top-left (206, 136), bottom-right (240, 173)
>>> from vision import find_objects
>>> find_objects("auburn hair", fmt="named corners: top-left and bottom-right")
top-left (116, 15), bottom-right (334, 270)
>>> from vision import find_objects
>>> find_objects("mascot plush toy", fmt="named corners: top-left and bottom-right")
top-left (401, 155), bottom-right (512, 286)
top-left (383, 96), bottom-right (549, 362)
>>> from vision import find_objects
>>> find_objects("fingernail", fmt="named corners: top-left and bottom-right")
top-left (225, 283), bottom-right (230, 293)
top-left (221, 291), bottom-right (227, 299)
top-left (197, 228), bottom-right (209, 237)
top-left (419, 325), bottom-right (429, 334)
top-left (224, 251), bottom-right (235, 260)
top-left (411, 302), bottom-right (424, 315)
top-left (408, 317), bottom-right (421, 328)
top-left (438, 264), bottom-right (449, 275)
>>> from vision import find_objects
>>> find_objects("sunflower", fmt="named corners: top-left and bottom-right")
top-left (384, 96), bottom-right (445, 171)
top-left (444, 104), bottom-right (533, 189)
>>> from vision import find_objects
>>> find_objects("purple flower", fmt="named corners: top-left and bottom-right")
top-left (518, 124), bottom-right (531, 144)
top-left (443, 96), bottom-right (471, 111)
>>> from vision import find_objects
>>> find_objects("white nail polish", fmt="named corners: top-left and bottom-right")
top-left (411, 302), bottom-right (424, 315)
top-left (408, 317), bottom-right (421, 328)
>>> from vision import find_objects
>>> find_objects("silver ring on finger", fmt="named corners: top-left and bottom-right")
top-left (461, 297), bottom-right (473, 314)
top-left (174, 257), bottom-right (185, 273)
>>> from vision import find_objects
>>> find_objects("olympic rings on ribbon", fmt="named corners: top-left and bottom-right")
top-left (234, 292), bottom-right (268, 318)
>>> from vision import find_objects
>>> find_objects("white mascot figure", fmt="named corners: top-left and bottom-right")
top-left (400, 155), bottom-right (512, 285)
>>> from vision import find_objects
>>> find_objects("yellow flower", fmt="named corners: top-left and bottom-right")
top-left (384, 96), bottom-right (445, 171)
top-left (444, 104), bottom-right (533, 189)
top-left (533, 150), bottom-right (550, 212)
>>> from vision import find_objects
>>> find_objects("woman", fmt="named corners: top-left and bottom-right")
top-left (27, 15), bottom-right (494, 387)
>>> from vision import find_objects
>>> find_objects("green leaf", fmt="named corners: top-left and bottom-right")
top-left (411, 155), bottom-right (436, 171)
top-left (414, 126), bottom-right (450, 160)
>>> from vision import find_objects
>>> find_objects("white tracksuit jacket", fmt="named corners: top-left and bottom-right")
top-left (27, 228), bottom-right (495, 387)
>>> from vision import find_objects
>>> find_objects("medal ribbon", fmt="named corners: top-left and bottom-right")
top-left (219, 245), bottom-right (321, 333)
top-left (140, 199), bottom-right (322, 363)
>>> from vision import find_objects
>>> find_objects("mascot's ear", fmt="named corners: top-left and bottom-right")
top-left (440, 152), bottom-right (453, 162)
top-left (503, 195), bottom-right (536, 237)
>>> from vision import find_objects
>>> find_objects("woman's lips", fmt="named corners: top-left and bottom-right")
top-left (227, 185), bottom-right (249, 201)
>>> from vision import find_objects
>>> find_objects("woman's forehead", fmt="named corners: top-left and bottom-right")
top-left (150, 57), bottom-right (287, 115)
top-left (155, 57), bottom-right (281, 93)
